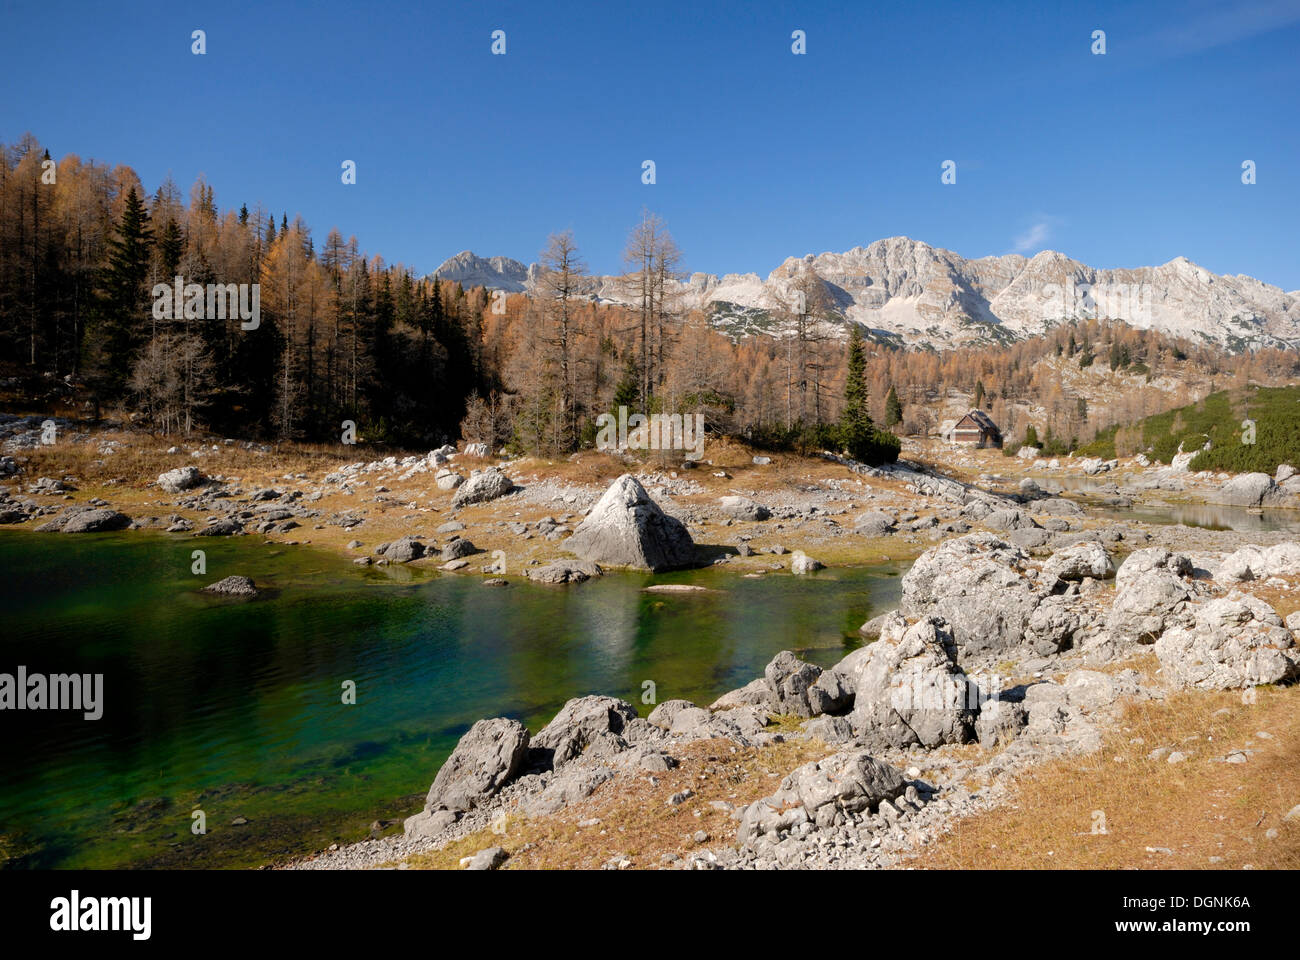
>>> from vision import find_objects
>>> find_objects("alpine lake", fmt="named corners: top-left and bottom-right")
top-left (0, 529), bottom-right (904, 869)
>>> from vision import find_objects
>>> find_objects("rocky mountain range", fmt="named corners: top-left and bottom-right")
top-left (431, 238), bottom-right (1300, 352)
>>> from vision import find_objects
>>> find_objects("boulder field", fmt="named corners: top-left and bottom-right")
top-left (293, 531), bottom-right (1299, 870)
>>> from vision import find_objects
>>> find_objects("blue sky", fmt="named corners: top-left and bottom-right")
top-left (3, 0), bottom-right (1299, 287)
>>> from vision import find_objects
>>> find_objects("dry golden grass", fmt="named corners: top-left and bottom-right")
top-left (397, 734), bottom-right (833, 871)
top-left (13, 428), bottom-right (930, 571)
top-left (912, 682), bottom-right (1300, 870)
top-left (1243, 581), bottom-right (1300, 621)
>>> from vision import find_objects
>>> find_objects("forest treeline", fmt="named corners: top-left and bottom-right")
top-left (2, 134), bottom-right (1296, 460)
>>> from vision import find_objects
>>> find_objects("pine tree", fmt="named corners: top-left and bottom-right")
top-left (839, 326), bottom-right (899, 464)
top-left (1079, 340), bottom-right (1094, 368)
top-left (884, 384), bottom-right (902, 427)
top-left (158, 218), bottom-right (183, 278)
top-left (839, 325), bottom-right (872, 449)
top-left (612, 354), bottom-right (639, 411)
top-left (974, 378), bottom-right (985, 409)
top-left (88, 187), bottom-right (152, 398)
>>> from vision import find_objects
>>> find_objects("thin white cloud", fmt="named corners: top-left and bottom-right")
top-left (1012, 220), bottom-right (1052, 254)
top-left (1148, 0), bottom-right (1300, 58)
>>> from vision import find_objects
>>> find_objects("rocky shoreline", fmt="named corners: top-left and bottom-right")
top-left (287, 500), bottom-right (1300, 870)
top-left (4, 413), bottom-right (1299, 869)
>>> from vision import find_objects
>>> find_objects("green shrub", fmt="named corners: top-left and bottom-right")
top-left (1078, 386), bottom-right (1300, 472)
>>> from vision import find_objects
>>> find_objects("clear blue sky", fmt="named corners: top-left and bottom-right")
top-left (3, 0), bottom-right (1298, 288)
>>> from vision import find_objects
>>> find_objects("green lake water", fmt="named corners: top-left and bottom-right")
top-left (0, 530), bottom-right (903, 869)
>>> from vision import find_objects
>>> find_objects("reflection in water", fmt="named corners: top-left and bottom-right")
top-left (0, 530), bottom-right (901, 869)
top-left (1051, 480), bottom-right (1300, 534)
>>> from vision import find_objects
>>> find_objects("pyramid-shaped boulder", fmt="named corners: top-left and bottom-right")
top-left (565, 474), bottom-right (696, 571)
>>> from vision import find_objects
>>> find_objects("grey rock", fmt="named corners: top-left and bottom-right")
top-left (1214, 472), bottom-right (1287, 508)
top-left (1217, 543), bottom-right (1300, 580)
top-left (1155, 595), bottom-right (1299, 689)
top-left (435, 470), bottom-right (464, 491)
top-left (646, 699), bottom-right (700, 730)
top-left (709, 678), bottom-right (772, 711)
top-left (440, 537), bottom-right (479, 561)
top-left (1009, 527), bottom-right (1053, 550)
top-left (402, 808), bottom-right (456, 840)
top-left (451, 467), bottom-right (514, 507)
top-left (975, 697), bottom-right (1027, 749)
top-left (524, 765), bottom-right (614, 816)
top-left (846, 615), bottom-right (976, 750)
top-left (1033, 497), bottom-right (1084, 517)
top-left (764, 650), bottom-right (823, 718)
top-left (1024, 595), bottom-right (1084, 655)
top-left (58, 507), bottom-right (132, 533)
top-left (565, 474), bottom-right (696, 572)
top-left (201, 575), bottom-right (258, 598)
top-left (1043, 541), bottom-right (1115, 582)
top-left (465, 846), bottom-right (508, 870)
top-left (719, 496), bottom-right (770, 521)
top-left (379, 535), bottom-right (426, 562)
top-left (983, 508), bottom-right (1040, 532)
top-left (854, 511), bottom-right (897, 536)
top-left (737, 752), bottom-right (907, 845)
top-left (532, 696), bottom-right (638, 768)
top-left (1115, 548), bottom-right (1193, 590)
top-left (791, 552), bottom-right (824, 574)
top-left (858, 612), bottom-right (893, 641)
top-left (158, 466), bottom-right (204, 493)
top-left (524, 560), bottom-right (602, 584)
top-left (1107, 548), bottom-right (1195, 644)
top-left (900, 533), bottom-right (1048, 657)
top-left (424, 717), bottom-right (530, 814)
top-left (802, 714), bottom-right (857, 745)
top-left (194, 517), bottom-right (243, 537)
